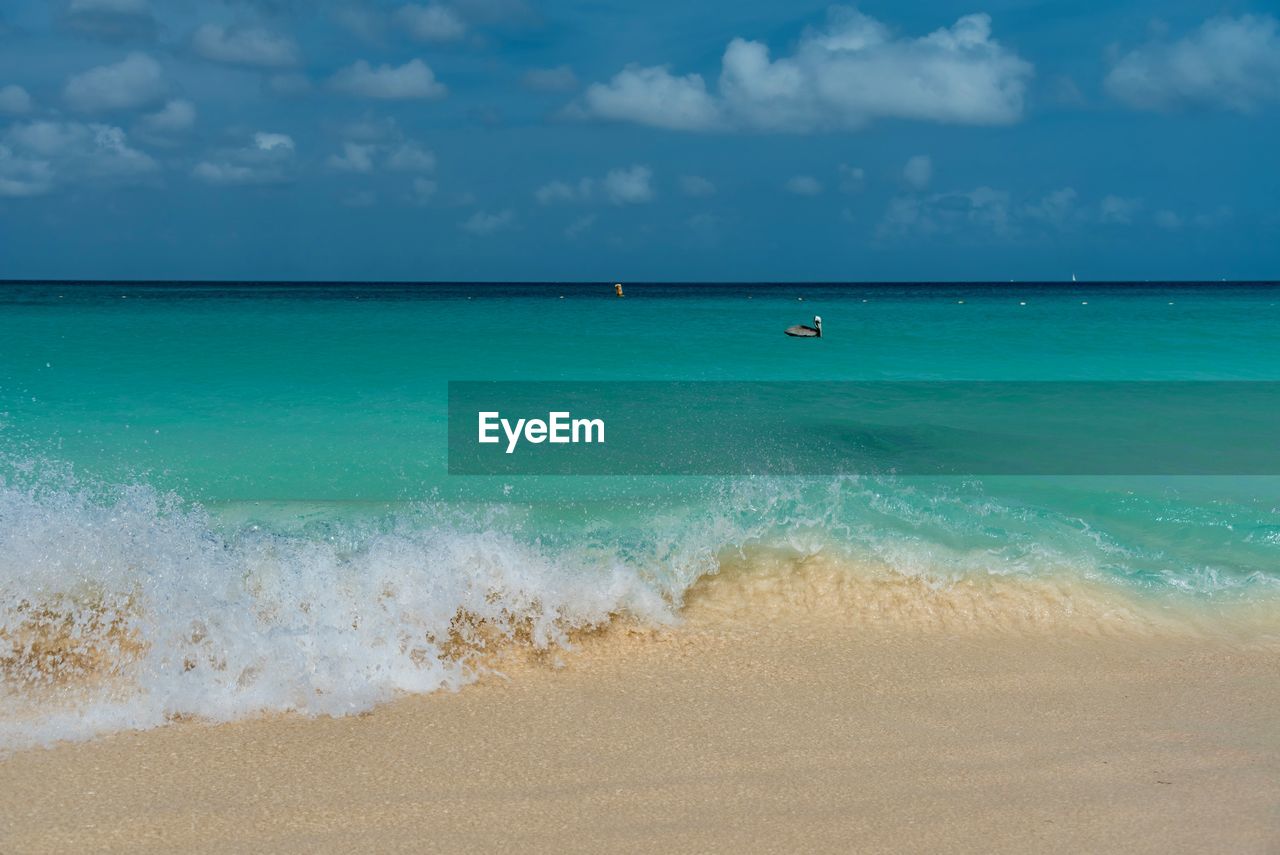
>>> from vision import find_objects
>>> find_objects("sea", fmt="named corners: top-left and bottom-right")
top-left (2, 281), bottom-right (1278, 749)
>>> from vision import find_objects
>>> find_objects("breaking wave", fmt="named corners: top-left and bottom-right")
top-left (2, 462), bottom-right (1278, 751)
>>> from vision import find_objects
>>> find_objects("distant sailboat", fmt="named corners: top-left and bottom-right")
top-left (1072, 273), bottom-right (1077, 282)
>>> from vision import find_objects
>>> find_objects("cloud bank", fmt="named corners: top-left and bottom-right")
top-left (137, 99), bottom-right (195, 135)
top-left (193, 132), bottom-right (296, 186)
top-left (63, 52), bottom-right (166, 113)
top-left (328, 139), bottom-right (436, 174)
top-left (785, 175), bottom-right (822, 196)
top-left (1, 119), bottom-right (156, 197)
top-left (679, 175), bottom-right (715, 197)
top-left (396, 4), bottom-right (467, 43)
top-left (534, 165), bottom-right (654, 205)
top-left (0, 85), bottom-right (32, 115)
top-left (192, 24), bottom-right (302, 68)
top-left (331, 59), bottom-right (446, 100)
top-left (1106, 15), bottom-right (1280, 112)
top-left (876, 185), bottom-right (1216, 240)
top-left (903, 155), bottom-right (932, 189)
top-left (461, 209), bottom-right (515, 235)
top-left (575, 8), bottom-right (1032, 132)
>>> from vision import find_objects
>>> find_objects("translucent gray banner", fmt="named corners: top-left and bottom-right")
top-left (447, 382), bottom-right (1280, 475)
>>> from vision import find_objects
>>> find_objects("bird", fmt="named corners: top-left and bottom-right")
top-left (785, 315), bottom-right (822, 337)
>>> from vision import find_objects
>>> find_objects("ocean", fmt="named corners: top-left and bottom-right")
top-left (2, 281), bottom-right (1279, 748)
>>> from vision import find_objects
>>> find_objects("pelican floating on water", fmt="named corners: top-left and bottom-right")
top-left (785, 315), bottom-right (822, 337)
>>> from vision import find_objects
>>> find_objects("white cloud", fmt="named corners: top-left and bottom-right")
top-left (334, 6), bottom-right (385, 42)
top-left (0, 85), bottom-right (32, 115)
top-left (395, 4), bottom-right (466, 42)
top-left (64, 53), bottom-right (166, 113)
top-left (578, 66), bottom-right (721, 131)
top-left (1023, 187), bottom-right (1079, 224)
top-left (522, 65), bottom-right (578, 92)
top-left (192, 24), bottom-right (302, 69)
top-left (1, 119), bottom-right (156, 196)
top-left (461, 209), bottom-right (515, 235)
top-left (879, 197), bottom-right (927, 236)
top-left (324, 118), bottom-right (436, 179)
top-left (955, 187), bottom-right (1012, 233)
top-left (0, 145), bottom-right (54, 197)
top-left (1099, 194), bottom-right (1141, 224)
top-left (328, 141), bottom-right (377, 172)
top-left (137, 98), bottom-right (195, 136)
top-left (880, 186), bottom-right (1200, 239)
top-left (6, 121), bottom-right (153, 174)
top-left (838, 164), bottom-right (864, 193)
top-left (679, 174), bottom-right (716, 197)
top-left (565, 213), bottom-right (596, 238)
top-left (331, 59), bottom-right (447, 100)
top-left (386, 142), bottom-right (436, 172)
top-left (1106, 15), bottom-right (1280, 112)
top-left (575, 8), bottom-right (1032, 133)
top-left (339, 117), bottom-right (403, 143)
top-left (193, 131), bottom-right (295, 186)
top-left (903, 154), bottom-right (932, 190)
top-left (254, 132), bottom-right (294, 152)
top-left (535, 178), bottom-right (593, 204)
top-left (192, 162), bottom-right (256, 185)
top-left (535, 166), bottom-right (654, 205)
top-left (327, 138), bottom-right (436, 174)
top-left (785, 175), bottom-right (823, 196)
top-left (602, 165), bottom-right (654, 204)
top-left (410, 177), bottom-right (437, 203)
top-left (879, 185), bottom-right (1010, 238)
top-left (8, 122), bottom-right (82, 157)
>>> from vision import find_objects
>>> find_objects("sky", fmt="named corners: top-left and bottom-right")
top-left (0, 0), bottom-right (1278, 281)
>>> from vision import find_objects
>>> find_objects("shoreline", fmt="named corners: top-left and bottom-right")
top-left (3, 601), bottom-right (1278, 853)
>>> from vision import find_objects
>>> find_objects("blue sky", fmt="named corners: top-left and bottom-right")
top-left (0, 1), bottom-right (1277, 281)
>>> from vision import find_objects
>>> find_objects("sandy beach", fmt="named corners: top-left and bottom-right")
top-left (2, 563), bottom-right (1278, 854)
top-left (4, 0), bottom-right (1279, 848)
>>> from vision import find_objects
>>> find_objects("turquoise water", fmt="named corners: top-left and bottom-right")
top-left (3, 282), bottom-right (1279, 500)
top-left (2, 282), bottom-right (1279, 746)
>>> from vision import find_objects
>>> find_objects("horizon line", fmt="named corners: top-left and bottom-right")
top-left (2, 279), bottom-right (1278, 287)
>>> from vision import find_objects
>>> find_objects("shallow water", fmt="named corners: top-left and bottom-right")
top-left (2, 281), bottom-right (1279, 748)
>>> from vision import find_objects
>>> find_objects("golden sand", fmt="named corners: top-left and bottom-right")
top-left (1, 562), bottom-right (1278, 853)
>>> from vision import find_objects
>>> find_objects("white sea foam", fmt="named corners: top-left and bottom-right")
top-left (0, 475), bottom-right (696, 750)
top-left (2, 467), bottom-right (1278, 751)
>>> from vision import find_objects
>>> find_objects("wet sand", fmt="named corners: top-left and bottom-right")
top-left (2, 612), bottom-right (1278, 854)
